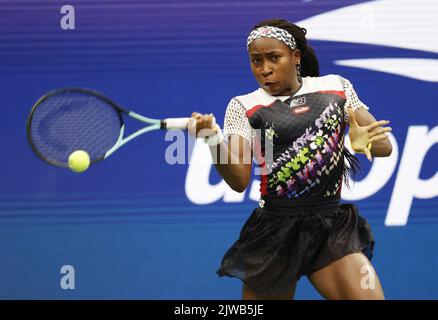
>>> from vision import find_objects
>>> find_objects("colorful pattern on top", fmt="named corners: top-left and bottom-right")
top-left (234, 75), bottom-right (355, 200)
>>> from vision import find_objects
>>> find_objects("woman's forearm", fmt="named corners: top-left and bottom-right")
top-left (189, 113), bottom-right (252, 192)
top-left (208, 140), bottom-right (252, 193)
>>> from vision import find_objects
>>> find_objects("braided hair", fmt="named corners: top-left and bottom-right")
top-left (252, 18), bottom-right (320, 78)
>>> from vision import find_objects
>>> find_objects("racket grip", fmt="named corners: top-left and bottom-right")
top-left (161, 117), bottom-right (191, 130)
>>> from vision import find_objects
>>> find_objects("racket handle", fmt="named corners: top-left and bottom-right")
top-left (161, 117), bottom-right (191, 130)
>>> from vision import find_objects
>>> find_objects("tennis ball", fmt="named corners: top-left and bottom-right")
top-left (68, 150), bottom-right (90, 173)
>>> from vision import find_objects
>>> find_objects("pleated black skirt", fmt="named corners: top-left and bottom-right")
top-left (217, 198), bottom-right (374, 294)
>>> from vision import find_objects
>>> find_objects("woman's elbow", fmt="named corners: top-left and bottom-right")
top-left (378, 139), bottom-right (393, 157)
top-left (224, 162), bottom-right (252, 193)
top-left (385, 143), bottom-right (393, 157)
top-left (230, 182), bottom-right (248, 193)
top-left (229, 177), bottom-right (250, 193)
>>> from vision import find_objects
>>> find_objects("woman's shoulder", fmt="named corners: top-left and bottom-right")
top-left (229, 88), bottom-right (277, 111)
top-left (301, 74), bottom-right (345, 92)
top-left (303, 73), bottom-right (345, 82)
top-left (304, 74), bottom-right (355, 87)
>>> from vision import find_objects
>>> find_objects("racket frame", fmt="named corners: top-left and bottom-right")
top-left (26, 87), bottom-right (166, 167)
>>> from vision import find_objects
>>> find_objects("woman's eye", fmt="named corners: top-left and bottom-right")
top-left (252, 59), bottom-right (260, 64)
top-left (271, 56), bottom-right (279, 61)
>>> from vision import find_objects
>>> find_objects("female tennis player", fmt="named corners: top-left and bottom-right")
top-left (189, 18), bottom-right (392, 300)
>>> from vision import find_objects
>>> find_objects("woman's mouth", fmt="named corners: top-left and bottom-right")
top-left (263, 82), bottom-right (277, 89)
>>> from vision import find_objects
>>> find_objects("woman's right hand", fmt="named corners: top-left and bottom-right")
top-left (188, 112), bottom-right (219, 140)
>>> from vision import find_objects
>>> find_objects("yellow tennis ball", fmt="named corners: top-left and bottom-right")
top-left (68, 150), bottom-right (90, 173)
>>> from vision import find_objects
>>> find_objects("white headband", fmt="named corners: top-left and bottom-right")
top-left (247, 26), bottom-right (297, 51)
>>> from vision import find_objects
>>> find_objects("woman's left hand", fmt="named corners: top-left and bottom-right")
top-left (347, 108), bottom-right (392, 161)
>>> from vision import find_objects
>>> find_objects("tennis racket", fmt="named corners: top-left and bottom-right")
top-left (26, 87), bottom-right (190, 169)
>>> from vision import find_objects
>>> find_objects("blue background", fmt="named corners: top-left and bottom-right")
top-left (0, 0), bottom-right (437, 299)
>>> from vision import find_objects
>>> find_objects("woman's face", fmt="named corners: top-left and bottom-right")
top-left (248, 37), bottom-right (301, 96)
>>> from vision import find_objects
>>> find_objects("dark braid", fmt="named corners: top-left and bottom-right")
top-left (252, 18), bottom-right (320, 77)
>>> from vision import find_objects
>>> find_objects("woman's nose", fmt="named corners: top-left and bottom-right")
top-left (261, 67), bottom-right (273, 77)
top-left (260, 62), bottom-right (273, 77)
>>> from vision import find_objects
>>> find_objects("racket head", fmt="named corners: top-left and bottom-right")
top-left (26, 87), bottom-right (126, 168)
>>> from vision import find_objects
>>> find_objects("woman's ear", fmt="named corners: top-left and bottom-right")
top-left (293, 49), bottom-right (301, 63)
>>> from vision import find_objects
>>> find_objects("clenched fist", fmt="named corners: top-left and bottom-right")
top-left (188, 112), bottom-right (220, 140)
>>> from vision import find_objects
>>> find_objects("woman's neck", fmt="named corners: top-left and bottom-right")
top-left (275, 77), bottom-right (302, 97)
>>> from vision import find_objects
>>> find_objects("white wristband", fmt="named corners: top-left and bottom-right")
top-left (204, 124), bottom-right (224, 146)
